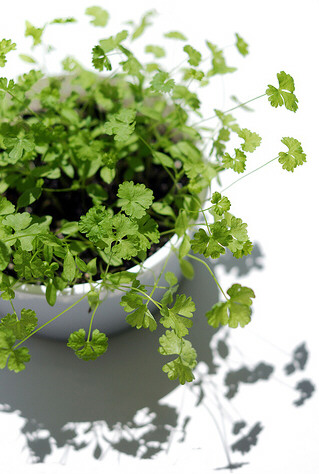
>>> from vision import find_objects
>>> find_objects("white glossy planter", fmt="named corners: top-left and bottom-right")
top-left (0, 234), bottom-right (183, 340)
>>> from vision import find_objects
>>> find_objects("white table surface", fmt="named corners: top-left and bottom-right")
top-left (0, 1), bottom-right (318, 473)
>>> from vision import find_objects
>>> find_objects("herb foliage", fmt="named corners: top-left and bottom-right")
top-left (0, 7), bottom-right (306, 383)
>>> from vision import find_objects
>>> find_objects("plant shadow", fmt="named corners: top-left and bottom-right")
top-left (0, 242), bottom-right (314, 465)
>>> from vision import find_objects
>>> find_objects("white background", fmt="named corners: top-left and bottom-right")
top-left (0, 1), bottom-right (318, 473)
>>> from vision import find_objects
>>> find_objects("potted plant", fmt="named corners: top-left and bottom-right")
top-left (0, 7), bottom-right (306, 384)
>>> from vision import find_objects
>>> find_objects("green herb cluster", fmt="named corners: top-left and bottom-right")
top-left (0, 7), bottom-right (306, 383)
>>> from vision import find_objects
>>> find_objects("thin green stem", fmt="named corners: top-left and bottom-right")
top-left (149, 250), bottom-right (171, 299)
top-left (87, 302), bottom-right (100, 341)
top-left (221, 156), bottom-right (278, 193)
top-left (192, 93), bottom-right (266, 127)
top-left (187, 254), bottom-right (228, 300)
top-left (43, 187), bottom-right (76, 193)
top-left (13, 293), bottom-right (88, 349)
top-left (9, 299), bottom-right (16, 315)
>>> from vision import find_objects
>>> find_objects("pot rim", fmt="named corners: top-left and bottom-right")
top-left (13, 232), bottom-right (182, 296)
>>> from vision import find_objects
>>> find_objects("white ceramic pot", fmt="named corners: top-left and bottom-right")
top-left (0, 234), bottom-right (183, 340)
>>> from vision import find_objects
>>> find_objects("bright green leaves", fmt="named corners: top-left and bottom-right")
top-left (0, 39), bottom-right (16, 67)
top-left (25, 21), bottom-right (44, 47)
top-left (105, 108), bottom-right (136, 142)
top-left (92, 45), bottom-right (112, 72)
top-left (206, 41), bottom-right (236, 76)
top-left (0, 308), bottom-right (37, 372)
top-left (191, 214), bottom-right (251, 260)
top-left (164, 31), bottom-right (187, 41)
top-left (145, 45), bottom-right (165, 58)
top-left (191, 221), bottom-right (232, 259)
top-left (79, 196), bottom-right (156, 260)
top-left (235, 33), bottom-right (249, 56)
top-left (150, 71), bottom-right (175, 93)
top-left (67, 328), bottom-right (108, 361)
top-left (159, 295), bottom-right (195, 337)
top-left (222, 149), bottom-right (247, 173)
top-left (0, 332), bottom-right (30, 373)
top-left (266, 71), bottom-right (298, 112)
top-left (99, 30), bottom-right (128, 53)
top-left (211, 192), bottom-right (231, 216)
top-left (3, 135), bottom-right (35, 163)
top-left (237, 128), bottom-right (262, 153)
top-left (183, 45), bottom-right (202, 67)
top-left (62, 250), bottom-right (76, 282)
top-left (221, 127), bottom-right (261, 174)
top-left (117, 181), bottom-right (154, 219)
top-left (0, 309), bottom-right (37, 340)
top-left (0, 196), bottom-right (15, 216)
top-left (121, 292), bottom-right (157, 331)
top-left (206, 284), bottom-right (255, 328)
top-left (159, 331), bottom-right (197, 384)
top-left (277, 137), bottom-right (306, 172)
top-left (3, 212), bottom-right (32, 231)
top-left (79, 205), bottom-right (113, 245)
top-left (130, 10), bottom-right (157, 41)
top-left (85, 6), bottom-right (109, 27)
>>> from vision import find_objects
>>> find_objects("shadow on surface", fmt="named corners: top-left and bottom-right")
top-left (1, 241), bottom-right (313, 466)
top-left (0, 256), bottom-right (220, 463)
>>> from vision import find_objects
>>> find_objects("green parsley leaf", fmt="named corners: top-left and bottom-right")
top-left (164, 31), bottom-right (187, 41)
top-left (160, 294), bottom-right (195, 337)
top-left (237, 128), bottom-right (262, 153)
top-left (50, 17), bottom-right (77, 25)
top-left (222, 149), bottom-right (247, 173)
top-left (0, 330), bottom-right (30, 372)
top-left (0, 39), bottom-right (16, 67)
top-left (25, 21), bottom-right (44, 47)
top-left (191, 220), bottom-right (233, 259)
top-left (206, 283), bottom-right (255, 328)
top-left (0, 242), bottom-right (10, 271)
top-left (131, 10), bottom-right (157, 40)
top-left (92, 45), bottom-right (112, 71)
top-left (79, 206), bottom-right (113, 245)
top-left (62, 250), bottom-right (76, 282)
top-left (105, 108), bottom-right (136, 142)
top-left (179, 235), bottom-right (191, 259)
top-left (278, 137), bottom-right (306, 171)
top-left (211, 192), bottom-right (231, 216)
top-left (17, 187), bottom-right (42, 209)
top-left (67, 328), bottom-right (108, 361)
top-left (0, 196), bottom-right (15, 216)
top-left (159, 330), bottom-right (197, 384)
top-left (122, 296), bottom-right (157, 331)
top-left (145, 45), bottom-right (165, 58)
top-left (2, 212), bottom-right (32, 231)
top-left (46, 281), bottom-right (57, 306)
top-left (117, 181), bottom-right (154, 219)
top-left (266, 71), bottom-right (298, 112)
top-left (99, 30), bottom-right (128, 53)
top-left (179, 259), bottom-right (194, 280)
top-left (206, 41), bottom-right (236, 76)
top-left (19, 54), bottom-right (37, 64)
top-left (175, 210), bottom-right (189, 238)
top-left (182, 68), bottom-right (205, 82)
top-left (150, 71), bottom-right (175, 93)
top-left (183, 45), bottom-right (202, 66)
top-left (3, 135), bottom-right (35, 163)
top-left (235, 33), bottom-right (249, 56)
top-left (85, 6), bottom-right (109, 27)
top-left (0, 309), bottom-right (37, 340)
